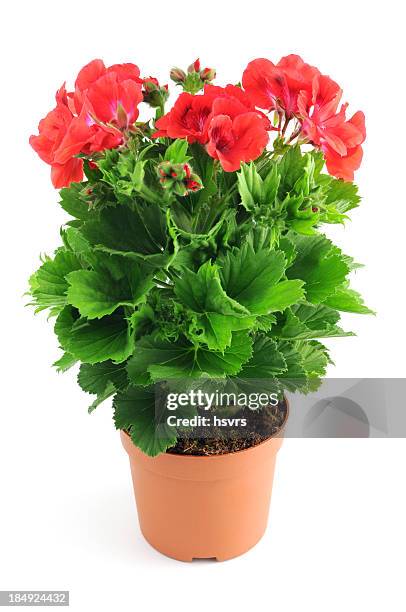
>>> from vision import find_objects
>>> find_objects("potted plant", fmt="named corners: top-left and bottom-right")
top-left (28, 55), bottom-right (371, 561)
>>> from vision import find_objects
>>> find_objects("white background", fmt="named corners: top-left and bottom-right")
top-left (1, 1), bottom-right (405, 610)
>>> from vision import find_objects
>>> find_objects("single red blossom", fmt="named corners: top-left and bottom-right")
top-left (153, 92), bottom-right (215, 143)
top-left (206, 84), bottom-right (271, 130)
top-left (53, 101), bottom-right (123, 165)
top-left (242, 54), bottom-right (319, 117)
top-left (30, 59), bottom-right (145, 188)
top-left (73, 59), bottom-right (142, 115)
top-left (298, 75), bottom-right (366, 180)
top-left (29, 85), bottom-right (72, 165)
top-left (85, 72), bottom-right (143, 129)
top-left (30, 84), bottom-right (85, 188)
top-left (207, 112), bottom-right (269, 172)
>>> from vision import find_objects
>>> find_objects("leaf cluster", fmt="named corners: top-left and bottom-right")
top-left (28, 138), bottom-right (372, 455)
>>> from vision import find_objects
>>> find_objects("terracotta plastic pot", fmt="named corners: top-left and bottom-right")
top-left (121, 419), bottom-right (286, 562)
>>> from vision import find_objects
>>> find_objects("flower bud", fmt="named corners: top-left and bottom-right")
top-left (143, 77), bottom-right (169, 108)
top-left (170, 67), bottom-right (187, 84)
top-left (157, 161), bottom-right (203, 196)
top-left (200, 67), bottom-right (216, 83)
top-left (188, 58), bottom-right (201, 73)
top-left (143, 77), bottom-right (159, 93)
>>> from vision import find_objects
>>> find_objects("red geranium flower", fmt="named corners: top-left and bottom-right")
top-left (30, 59), bottom-right (144, 188)
top-left (54, 101), bottom-right (123, 165)
top-left (154, 84), bottom-right (270, 167)
top-left (153, 91), bottom-right (215, 143)
top-left (72, 59), bottom-right (142, 115)
top-left (242, 54), bottom-right (319, 117)
top-left (298, 75), bottom-right (366, 181)
top-left (29, 85), bottom-right (84, 188)
top-left (207, 112), bottom-right (269, 172)
top-left (206, 84), bottom-right (270, 129)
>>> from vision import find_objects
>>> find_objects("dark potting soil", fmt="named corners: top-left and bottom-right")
top-left (166, 399), bottom-right (288, 456)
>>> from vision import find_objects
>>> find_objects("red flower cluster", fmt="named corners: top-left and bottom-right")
top-left (242, 55), bottom-right (366, 181)
top-left (153, 84), bottom-right (270, 171)
top-left (30, 59), bottom-right (144, 188)
top-left (30, 55), bottom-right (366, 188)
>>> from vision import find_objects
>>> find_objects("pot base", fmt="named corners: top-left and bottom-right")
top-left (140, 524), bottom-right (267, 562)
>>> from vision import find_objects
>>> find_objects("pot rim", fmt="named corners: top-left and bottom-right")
top-left (123, 396), bottom-right (289, 460)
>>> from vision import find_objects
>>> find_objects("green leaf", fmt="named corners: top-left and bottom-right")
top-left (218, 243), bottom-right (304, 315)
top-left (114, 386), bottom-right (177, 456)
top-left (59, 183), bottom-right (91, 220)
top-left (239, 336), bottom-right (287, 378)
top-left (271, 303), bottom-right (354, 339)
top-left (66, 260), bottom-right (153, 319)
top-left (276, 341), bottom-right (308, 391)
top-left (277, 146), bottom-right (307, 195)
top-left (323, 284), bottom-right (375, 314)
top-left (322, 176), bottom-right (361, 213)
top-left (164, 139), bottom-right (190, 163)
top-left (262, 280), bottom-right (306, 313)
top-left (78, 361), bottom-right (128, 412)
top-left (54, 306), bottom-right (78, 350)
top-left (127, 331), bottom-right (253, 385)
top-left (64, 227), bottom-right (91, 255)
top-left (238, 162), bottom-right (263, 210)
top-left (78, 361), bottom-right (128, 395)
top-left (174, 261), bottom-right (252, 350)
top-left (286, 234), bottom-right (349, 303)
top-left (29, 250), bottom-right (81, 314)
top-left (238, 162), bottom-right (280, 211)
top-left (87, 382), bottom-right (116, 413)
top-left (81, 202), bottom-right (169, 266)
top-left (53, 352), bottom-right (77, 372)
top-left (67, 314), bottom-right (134, 364)
top-left (295, 340), bottom-right (330, 377)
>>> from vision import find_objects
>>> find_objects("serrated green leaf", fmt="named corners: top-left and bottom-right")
top-left (67, 314), bottom-right (134, 364)
top-left (81, 202), bottom-right (169, 266)
top-left (78, 361), bottom-right (128, 395)
top-left (323, 284), bottom-right (375, 314)
top-left (88, 382), bottom-right (116, 413)
top-left (295, 340), bottom-right (330, 377)
top-left (323, 177), bottom-right (361, 213)
top-left (277, 146), bottom-right (307, 195)
top-left (29, 250), bottom-right (81, 314)
top-left (286, 234), bottom-right (349, 303)
top-left (218, 243), bottom-right (304, 315)
top-left (271, 303), bottom-right (354, 340)
top-left (54, 305), bottom-right (78, 350)
top-left (66, 260), bottom-right (153, 319)
top-left (64, 227), bottom-right (91, 255)
top-left (239, 336), bottom-right (286, 378)
top-left (174, 261), bottom-right (252, 351)
top-left (59, 183), bottom-right (91, 220)
top-left (114, 386), bottom-right (177, 456)
top-left (53, 351), bottom-right (77, 372)
top-left (127, 331), bottom-right (253, 385)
